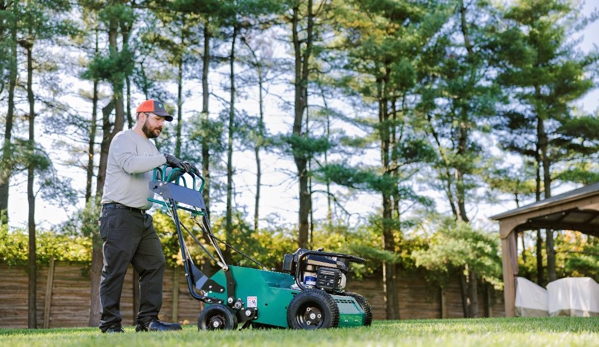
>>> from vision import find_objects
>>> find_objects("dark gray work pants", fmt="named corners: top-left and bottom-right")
top-left (98, 207), bottom-right (166, 331)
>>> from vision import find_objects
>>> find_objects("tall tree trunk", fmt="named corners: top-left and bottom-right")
top-left (482, 282), bottom-right (491, 317)
top-left (175, 55), bottom-right (183, 158)
top-left (0, 1), bottom-right (17, 225)
top-left (25, 36), bottom-right (37, 328)
top-left (254, 143), bottom-right (262, 232)
top-left (520, 232), bottom-right (527, 264)
top-left (90, 101), bottom-right (115, 328)
top-left (459, 269), bottom-right (469, 318)
top-left (382, 211), bottom-right (399, 320)
top-left (121, 19), bottom-right (132, 129)
top-left (85, 22), bottom-right (100, 204)
top-left (200, 21), bottom-right (214, 275)
top-left (546, 230), bottom-right (556, 282)
top-left (391, 99), bottom-right (401, 219)
top-left (319, 89), bottom-right (332, 225)
top-left (307, 97), bottom-right (313, 247)
top-left (467, 269), bottom-right (478, 318)
top-left (541, 120), bottom-right (556, 282)
top-left (225, 26), bottom-right (238, 264)
top-left (389, 98), bottom-right (404, 319)
top-left (139, 62), bottom-right (149, 99)
top-left (125, 76), bottom-right (133, 128)
top-left (110, 24), bottom-right (125, 138)
top-left (201, 21), bottom-right (211, 211)
top-left (243, 41), bottom-right (265, 233)
top-left (87, 21), bottom-right (101, 328)
top-left (85, 80), bottom-right (98, 204)
top-left (379, 67), bottom-right (399, 320)
top-left (291, 0), bottom-right (313, 249)
top-left (537, 107), bottom-right (556, 281)
top-left (456, 0), bottom-right (477, 316)
top-left (96, 101), bottom-right (114, 200)
top-left (455, 122), bottom-right (469, 223)
top-left (536, 229), bottom-right (544, 284)
top-left (90, 12), bottom-right (127, 326)
top-left (535, 159), bottom-right (544, 284)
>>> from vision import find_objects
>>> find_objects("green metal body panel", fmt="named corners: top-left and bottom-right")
top-left (332, 295), bottom-right (365, 327)
top-left (206, 266), bottom-right (366, 328)
top-left (207, 266), bottom-right (298, 328)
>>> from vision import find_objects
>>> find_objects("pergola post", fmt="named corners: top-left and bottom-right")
top-left (500, 223), bottom-right (518, 317)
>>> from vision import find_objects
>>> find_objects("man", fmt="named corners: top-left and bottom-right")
top-left (98, 99), bottom-right (196, 333)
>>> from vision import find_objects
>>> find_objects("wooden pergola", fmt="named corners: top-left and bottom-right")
top-left (490, 182), bottom-right (599, 317)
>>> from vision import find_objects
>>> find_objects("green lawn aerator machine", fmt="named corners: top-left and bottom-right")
top-left (149, 166), bottom-right (372, 330)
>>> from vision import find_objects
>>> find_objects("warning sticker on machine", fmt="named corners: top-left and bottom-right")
top-left (247, 296), bottom-right (258, 308)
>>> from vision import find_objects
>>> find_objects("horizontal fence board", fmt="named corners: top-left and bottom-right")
top-left (0, 262), bottom-right (504, 328)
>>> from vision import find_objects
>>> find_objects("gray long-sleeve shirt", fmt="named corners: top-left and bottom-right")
top-left (101, 129), bottom-right (167, 210)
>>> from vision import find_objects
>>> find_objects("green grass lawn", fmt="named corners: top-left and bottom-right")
top-left (1, 317), bottom-right (599, 347)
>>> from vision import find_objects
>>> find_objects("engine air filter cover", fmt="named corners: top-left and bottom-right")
top-left (316, 267), bottom-right (342, 291)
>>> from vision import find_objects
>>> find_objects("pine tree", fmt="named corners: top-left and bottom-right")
top-left (493, 0), bottom-right (599, 284)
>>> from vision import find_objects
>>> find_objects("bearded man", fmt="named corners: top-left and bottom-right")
top-left (98, 99), bottom-right (196, 333)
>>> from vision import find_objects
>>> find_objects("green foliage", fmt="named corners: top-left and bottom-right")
top-left (482, 158), bottom-right (537, 206)
top-left (0, 227), bottom-right (91, 266)
top-left (348, 243), bottom-right (400, 265)
top-left (412, 217), bottom-right (501, 288)
top-left (186, 112), bottom-right (226, 157)
top-left (554, 114), bottom-right (599, 155)
top-left (393, 136), bottom-right (437, 164)
top-left (81, 47), bottom-right (135, 87)
top-left (557, 231), bottom-right (599, 282)
top-left (317, 163), bottom-right (433, 210)
top-left (281, 134), bottom-right (333, 161)
top-left (316, 163), bottom-right (377, 190)
top-left (334, 213), bottom-right (431, 277)
top-left (492, 0), bottom-right (599, 196)
top-left (152, 209), bottom-right (297, 270)
top-left (97, 3), bottom-right (134, 30)
top-left (20, 0), bottom-right (77, 42)
top-left (517, 230), bottom-right (599, 286)
top-left (245, 224), bottom-right (296, 270)
top-left (0, 1), bottom-right (16, 87)
top-left (557, 162), bottom-right (599, 185)
top-left (152, 210), bottom-right (191, 268)
top-left (80, 2), bottom-right (135, 91)
top-left (9, 138), bottom-right (51, 173)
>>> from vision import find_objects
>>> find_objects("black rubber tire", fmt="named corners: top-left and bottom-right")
top-left (198, 304), bottom-right (238, 330)
top-left (345, 292), bottom-right (372, 326)
top-left (287, 289), bottom-right (340, 329)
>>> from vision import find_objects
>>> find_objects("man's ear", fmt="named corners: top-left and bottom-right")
top-left (135, 112), bottom-right (146, 125)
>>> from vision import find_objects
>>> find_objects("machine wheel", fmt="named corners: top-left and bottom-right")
top-left (198, 304), bottom-right (238, 330)
top-left (287, 289), bottom-right (339, 329)
top-left (345, 292), bottom-right (372, 326)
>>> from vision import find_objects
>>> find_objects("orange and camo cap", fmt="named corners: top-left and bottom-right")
top-left (136, 99), bottom-right (173, 122)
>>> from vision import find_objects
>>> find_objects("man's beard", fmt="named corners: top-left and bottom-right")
top-left (142, 119), bottom-right (162, 138)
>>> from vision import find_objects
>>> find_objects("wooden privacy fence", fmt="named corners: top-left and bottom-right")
top-left (0, 261), bottom-right (504, 328)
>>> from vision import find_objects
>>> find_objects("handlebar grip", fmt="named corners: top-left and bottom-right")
top-left (152, 165), bottom-right (205, 193)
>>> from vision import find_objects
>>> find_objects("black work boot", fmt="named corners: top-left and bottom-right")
top-left (136, 317), bottom-right (182, 332)
top-left (102, 323), bottom-right (125, 333)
